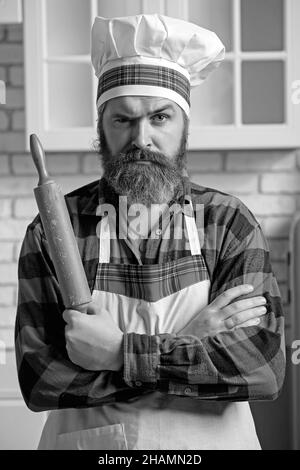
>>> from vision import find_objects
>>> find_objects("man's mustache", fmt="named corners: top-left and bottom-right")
top-left (117, 147), bottom-right (176, 169)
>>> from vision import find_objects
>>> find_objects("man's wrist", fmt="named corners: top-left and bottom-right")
top-left (110, 333), bottom-right (124, 371)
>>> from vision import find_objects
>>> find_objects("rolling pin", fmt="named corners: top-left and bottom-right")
top-left (30, 134), bottom-right (92, 312)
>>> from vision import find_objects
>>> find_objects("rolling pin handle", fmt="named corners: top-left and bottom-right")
top-left (30, 133), bottom-right (92, 313)
top-left (30, 133), bottom-right (51, 186)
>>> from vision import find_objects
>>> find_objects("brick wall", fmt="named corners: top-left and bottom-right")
top-left (0, 24), bottom-right (299, 354)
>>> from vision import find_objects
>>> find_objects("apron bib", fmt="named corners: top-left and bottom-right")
top-left (38, 200), bottom-right (261, 450)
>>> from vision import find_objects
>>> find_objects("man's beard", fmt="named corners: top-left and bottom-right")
top-left (100, 138), bottom-right (187, 207)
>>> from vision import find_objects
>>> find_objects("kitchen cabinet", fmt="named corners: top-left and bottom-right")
top-left (0, 0), bottom-right (22, 23)
top-left (24, 0), bottom-right (300, 150)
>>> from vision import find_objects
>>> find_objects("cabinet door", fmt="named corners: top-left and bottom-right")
top-left (25, 0), bottom-right (300, 150)
top-left (25, 0), bottom-right (168, 151)
top-left (186, 0), bottom-right (300, 149)
top-left (0, 0), bottom-right (22, 23)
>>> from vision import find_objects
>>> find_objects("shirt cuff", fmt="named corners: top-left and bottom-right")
top-left (123, 333), bottom-right (160, 388)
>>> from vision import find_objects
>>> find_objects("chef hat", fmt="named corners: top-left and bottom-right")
top-left (91, 14), bottom-right (225, 116)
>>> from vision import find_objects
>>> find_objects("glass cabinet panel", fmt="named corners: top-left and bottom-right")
top-left (47, 63), bottom-right (94, 128)
top-left (190, 61), bottom-right (234, 125)
top-left (46, 0), bottom-right (91, 56)
top-left (242, 61), bottom-right (285, 124)
top-left (188, 0), bottom-right (233, 52)
top-left (97, 0), bottom-right (142, 17)
top-left (24, 0), bottom-right (300, 150)
top-left (241, 0), bottom-right (284, 51)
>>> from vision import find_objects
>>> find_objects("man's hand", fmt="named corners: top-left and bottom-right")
top-left (178, 284), bottom-right (267, 339)
top-left (63, 302), bottom-right (124, 371)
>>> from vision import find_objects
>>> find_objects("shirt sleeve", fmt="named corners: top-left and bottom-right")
top-left (123, 219), bottom-right (286, 401)
top-left (15, 221), bottom-right (141, 412)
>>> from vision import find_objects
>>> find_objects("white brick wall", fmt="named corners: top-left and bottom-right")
top-left (0, 199), bottom-right (12, 218)
top-left (0, 307), bottom-right (17, 328)
top-left (0, 44), bottom-right (23, 64)
top-left (187, 152), bottom-right (223, 171)
top-left (12, 153), bottom-right (81, 175)
top-left (0, 242), bottom-right (14, 262)
top-left (0, 66), bottom-right (6, 82)
top-left (0, 132), bottom-right (26, 152)
top-left (5, 87), bottom-right (24, 109)
top-left (239, 195), bottom-right (296, 216)
top-left (12, 111), bottom-right (24, 130)
top-left (9, 67), bottom-right (23, 87)
top-left (14, 199), bottom-right (37, 219)
top-left (46, 154), bottom-right (80, 174)
top-left (0, 286), bottom-right (15, 307)
top-left (0, 155), bottom-right (9, 174)
top-left (0, 177), bottom-right (36, 196)
top-left (82, 153), bottom-right (102, 174)
top-left (0, 26), bottom-right (5, 42)
top-left (296, 151), bottom-right (300, 168)
top-left (262, 174), bottom-right (300, 193)
top-left (0, 220), bottom-right (31, 241)
top-left (226, 151), bottom-right (296, 171)
top-left (0, 328), bottom-right (15, 350)
top-left (191, 172), bottom-right (259, 194)
top-left (0, 110), bottom-right (9, 131)
top-left (11, 154), bottom-right (36, 174)
top-left (0, 263), bottom-right (18, 285)
top-left (7, 25), bottom-right (23, 43)
top-left (0, 24), bottom-right (299, 346)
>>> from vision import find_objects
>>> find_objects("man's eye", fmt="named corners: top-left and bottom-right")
top-left (113, 118), bottom-right (129, 126)
top-left (152, 114), bottom-right (168, 122)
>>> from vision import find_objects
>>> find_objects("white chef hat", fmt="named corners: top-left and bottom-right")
top-left (91, 14), bottom-right (225, 116)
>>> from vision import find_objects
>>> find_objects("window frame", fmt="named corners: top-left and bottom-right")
top-left (24, 0), bottom-right (300, 151)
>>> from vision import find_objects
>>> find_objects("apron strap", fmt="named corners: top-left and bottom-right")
top-left (99, 215), bottom-right (111, 263)
top-left (184, 200), bottom-right (202, 256)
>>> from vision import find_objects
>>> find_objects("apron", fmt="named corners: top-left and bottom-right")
top-left (38, 197), bottom-right (261, 450)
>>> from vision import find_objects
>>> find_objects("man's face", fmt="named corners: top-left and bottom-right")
top-left (99, 96), bottom-right (188, 206)
top-left (102, 96), bottom-right (185, 160)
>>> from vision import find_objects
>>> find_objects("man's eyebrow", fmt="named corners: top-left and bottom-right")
top-left (111, 112), bottom-right (131, 118)
top-left (110, 105), bottom-right (175, 118)
top-left (150, 105), bottom-right (175, 114)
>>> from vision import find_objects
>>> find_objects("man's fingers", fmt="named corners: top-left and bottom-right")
top-left (87, 303), bottom-right (112, 318)
top-left (62, 309), bottom-right (81, 324)
top-left (224, 306), bottom-right (267, 330)
top-left (237, 318), bottom-right (261, 328)
top-left (222, 296), bottom-right (266, 319)
top-left (87, 302), bottom-right (98, 315)
top-left (211, 284), bottom-right (254, 309)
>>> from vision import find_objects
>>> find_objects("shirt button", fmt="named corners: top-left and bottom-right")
top-left (135, 381), bottom-right (142, 387)
top-left (184, 387), bottom-right (192, 395)
top-left (155, 229), bottom-right (162, 236)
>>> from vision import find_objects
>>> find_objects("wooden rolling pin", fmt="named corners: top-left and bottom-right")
top-left (30, 134), bottom-right (91, 312)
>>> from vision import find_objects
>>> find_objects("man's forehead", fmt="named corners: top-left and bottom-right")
top-left (105, 96), bottom-right (179, 115)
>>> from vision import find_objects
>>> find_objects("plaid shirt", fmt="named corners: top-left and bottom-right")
top-left (15, 177), bottom-right (286, 411)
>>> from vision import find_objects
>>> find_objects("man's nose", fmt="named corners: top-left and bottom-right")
top-left (131, 119), bottom-right (152, 150)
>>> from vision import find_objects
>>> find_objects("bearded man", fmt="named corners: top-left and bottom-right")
top-left (15, 14), bottom-right (285, 450)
